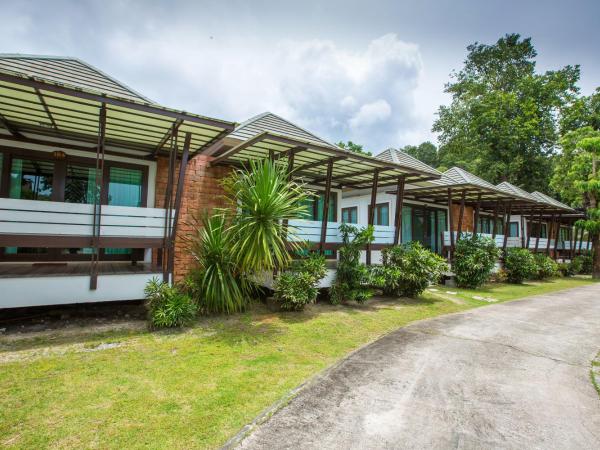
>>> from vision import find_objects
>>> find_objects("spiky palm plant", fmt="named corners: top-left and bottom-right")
top-left (223, 159), bottom-right (310, 274)
top-left (188, 213), bottom-right (250, 314)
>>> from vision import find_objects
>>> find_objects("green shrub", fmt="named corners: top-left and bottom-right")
top-left (557, 262), bottom-right (572, 277)
top-left (533, 254), bottom-right (559, 280)
top-left (453, 235), bottom-right (500, 288)
top-left (373, 242), bottom-right (448, 297)
top-left (144, 277), bottom-right (197, 328)
top-left (330, 224), bottom-right (374, 304)
top-left (504, 248), bottom-right (537, 283)
top-left (576, 254), bottom-right (593, 274)
top-left (569, 256), bottom-right (585, 275)
top-left (273, 253), bottom-right (327, 311)
top-left (490, 268), bottom-right (508, 283)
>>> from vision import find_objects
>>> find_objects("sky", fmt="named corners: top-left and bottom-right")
top-left (2, 0), bottom-right (599, 154)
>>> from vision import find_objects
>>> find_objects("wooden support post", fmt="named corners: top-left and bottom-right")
top-left (525, 208), bottom-right (535, 250)
top-left (366, 169), bottom-right (380, 265)
top-left (162, 127), bottom-right (178, 282)
top-left (456, 190), bottom-right (466, 240)
top-left (472, 193), bottom-right (481, 239)
top-left (502, 201), bottom-right (513, 252)
top-left (585, 231), bottom-right (591, 254)
top-left (545, 214), bottom-right (555, 256)
top-left (520, 214), bottom-right (526, 248)
top-left (491, 201), bottom-right (499, 239)
top-left (393, 176), bottom-right (405, 245)
top-left (90, 103), bottom-right (106, 290)
top-left (569, 221), bottom-right (576, 260)
top-left (167, 132), bottom-right (191, 283)
top-left (319, 159), bottom-right (334, 254)
top-left (552, 214), bottom-right (562, 260)
top-left (447, 188), bottom-right (454, 260)
top-left (577, 227), bottom-right (584, 254)
top-left (534, 210), bottom-right (543, 253)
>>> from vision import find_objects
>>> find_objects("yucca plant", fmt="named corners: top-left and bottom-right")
top-left (222, 159), bottom-right (310, 274)
top-left (188, 213), bottom-right (251, 314)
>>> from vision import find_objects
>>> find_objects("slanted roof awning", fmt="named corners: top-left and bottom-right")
top-left (386, 167), bottom-right (537, 208)
top-left (0, 55), bottom-right (236, 155)
top-left (209, 131), bottom-right (441, 188)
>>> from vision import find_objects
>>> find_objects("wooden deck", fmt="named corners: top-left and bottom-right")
top-left (0, 262), bottom-right (160, 278)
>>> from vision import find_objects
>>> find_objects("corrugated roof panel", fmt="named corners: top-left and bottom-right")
top-left (0, 54), bottom-right (152, 103)
top-left (374, 148), bottom-right (441, 177)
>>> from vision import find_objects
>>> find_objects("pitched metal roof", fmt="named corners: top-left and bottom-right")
top-left (495, 182), bottom-right (540, 202)
top-left (0, 54), bottom-right (235, 154)
top-left (375, 148), bottom-right (441, 177)
top-left (227, 112), bottom-right (336, 148)
top-left (0, 54), bottom-right (152, 103)
top-left (530, 191), bottom-right (575, 212)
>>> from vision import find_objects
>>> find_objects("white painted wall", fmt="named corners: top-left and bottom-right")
top-left (0, 272), bottom-right (159, 308)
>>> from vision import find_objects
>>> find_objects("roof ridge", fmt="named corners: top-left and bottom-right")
top-left (376, 147), bottom-right (442, 176)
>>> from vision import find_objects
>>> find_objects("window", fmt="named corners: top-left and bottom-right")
top-left (107, 166), bottom-right (143, 207)
top-left (369, 203), bottom-right (389, 226)
top-left (65, 164), bottom-right (97, 204)
top-left (9, 158), bottom-right (54, 201)
top-left (341, 207), bottom-right (358, 224)
top-left (529, 222), bottom-right (547, 238)
top-left (301, 191), bottom-right (337, 222)
top-left (509, 222), bottom-right (519, 237)
top-left (559, 227), bottom-right (570, 242)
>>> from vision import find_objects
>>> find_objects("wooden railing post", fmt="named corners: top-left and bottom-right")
top-left (319, 158), bottom-right (334, 254)
top-left (447, 188), bottom-right (454, 260)
top-left (393, 176), bottom-right (405, 245)
top-left (502, 201), bottom-right (513, 252)
top-left (366, 169), bottom-right (380, 265)
top-left (90, 103), bottom-right (106, 290)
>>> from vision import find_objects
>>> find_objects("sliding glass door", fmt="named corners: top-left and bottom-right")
top-left (401, 204), bottom-right (447, 254)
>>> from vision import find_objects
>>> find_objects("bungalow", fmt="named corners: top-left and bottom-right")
top-left (0, 54), bottom-right (590, 308)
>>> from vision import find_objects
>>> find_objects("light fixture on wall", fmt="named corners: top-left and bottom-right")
top-left (52, 150), bottom-right (66, 160)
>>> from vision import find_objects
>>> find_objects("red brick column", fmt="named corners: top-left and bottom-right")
top-left (451, 204), bottom-right (474, 232)
top-left (154, 155), bottom-right (231, 282)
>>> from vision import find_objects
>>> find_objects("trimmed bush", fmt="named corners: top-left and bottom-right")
top-left (504, 248), bottom-right (537, 283)
top-left (330, 224), bottom-right (374, 304)
top-left (576, 254), bottom-right (593, 274)
top-left (569, 256), bottom-right (585, 275)
top-left (453, 235), bottom-right (500, 288)
top-left (273, 253), bottom-right (327, 311)
top-left (533, 254), bottom-right (559, 280)
top-left (144, 277), bottom-right (198, 328)
top-left (373, 242), bottom-right (448, 297)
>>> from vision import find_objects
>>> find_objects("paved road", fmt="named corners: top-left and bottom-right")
top-left (238, 284), bottom-right (600, 449)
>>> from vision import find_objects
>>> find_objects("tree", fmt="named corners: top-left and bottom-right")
top-left (433, 34), bottom-right (580, 192)
top-left (400, 141), bottom-right (439, 167)
top-left (337, 140), bottom-right (371, 156)
top-left (560, 88), bottom-right (600, 133)
top-left (551, 128), bottom-right (600, 278)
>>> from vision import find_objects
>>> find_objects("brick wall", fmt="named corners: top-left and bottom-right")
top-left (154, 154), bottom-right (231, 281)
top-left (451, 204), bottom-right (474, 232)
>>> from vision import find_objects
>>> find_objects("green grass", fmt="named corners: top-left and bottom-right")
top-left (0, 276), bottom-right (595, 449)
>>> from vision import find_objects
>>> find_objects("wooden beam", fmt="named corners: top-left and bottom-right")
top-left (491, 201), bottom-right (499, 239)
top-left (35, 88), bottom-right (58, 130)
top-left (534, 209), bottom-right (544, 252)
top-left (456, 190), bottom-right (466, 240)
top-left (447, 188), bottom-right (454, 259)
top-left (472, 193), bottom-right (482, 239)
top-left (292, 155), bottom-right (346, 174)
top-left (393, 176), bottom-right (406, 245)
top-left (319, 159), bottom-right (334, 254)
top-left (89, 103), bottom-right (107, 290)
top-left (545, 214), bottom-right (555, 256)
top-left (153, 119), bottom-right (182, 157)
top-left (167, 132), bottom-right (191, 282)
top-left (0, 112), bottom-right (23, 138)
top-left (552, 214), bottom-right (562, 259)
top-left (366, 169), bottom-right (380, 265)
top-left (162, 127), bottom-right (178, 282)
top-left (502, 201), bottom-right (513, 251)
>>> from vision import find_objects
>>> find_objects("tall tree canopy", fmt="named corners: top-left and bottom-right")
top-left (433, 33), bottom-right (580, 192)
top-left (400, 141), bottom-right (439, 168)
top-left (337, 140), bottom-right (371, 156)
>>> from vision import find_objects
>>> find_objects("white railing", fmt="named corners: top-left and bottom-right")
top-left (442, 231), bottom-right (521, 248)
top-left (288, 220), bottom-right (395, 245)
top-left (0, 198), bottom-right (171, 239)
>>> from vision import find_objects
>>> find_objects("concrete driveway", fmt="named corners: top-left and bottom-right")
top-left (237, 284), bottom-right (600, 449)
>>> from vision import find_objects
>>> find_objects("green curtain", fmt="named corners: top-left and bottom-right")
top-left (108, 167), bottom-right (143, 207)
top-left (9, 158), bottom-right (23, 199)
top-left (401, 205), bottom-right (412, 243)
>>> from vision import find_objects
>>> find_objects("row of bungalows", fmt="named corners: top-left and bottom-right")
top-left (0, 54), bottom-right (591, 308)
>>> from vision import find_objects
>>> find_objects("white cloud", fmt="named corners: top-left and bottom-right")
top-left (349, 100), bottom-right (392, 129)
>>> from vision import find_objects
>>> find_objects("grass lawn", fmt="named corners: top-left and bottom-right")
top-left (0, 276), bottom-right (595, 449)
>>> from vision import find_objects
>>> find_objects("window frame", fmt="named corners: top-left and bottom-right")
top-left (341, 206), bottom-right (358, 224)
top-left (369, 202), bottom-right (390, 226)
top-left (0, 146), bottom-right (149, 262)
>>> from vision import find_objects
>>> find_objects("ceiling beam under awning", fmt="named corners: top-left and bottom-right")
top-left (0, 112), bottom-right (23, 137)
